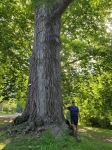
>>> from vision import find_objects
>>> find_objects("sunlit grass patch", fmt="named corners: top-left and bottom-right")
top-left (0, 139), bottom-right (11, 150)
top-left (0, 143), bottom-right (5, 150)
top-left (83, 126), bottom-right (112, 136)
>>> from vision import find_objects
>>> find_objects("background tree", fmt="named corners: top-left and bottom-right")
top-left (0, 0), bottom-right (33, 105)
top-left (61, 0), bottom-right (112, 128)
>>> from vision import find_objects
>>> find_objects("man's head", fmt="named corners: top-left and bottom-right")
top-left (72, 100), bottom-right (75, 105)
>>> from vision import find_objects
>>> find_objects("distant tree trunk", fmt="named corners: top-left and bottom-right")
top-left (14, 0), bottom-right (73, 130)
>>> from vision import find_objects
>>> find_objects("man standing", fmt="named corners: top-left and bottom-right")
top-left (67, 100), bottom-right (79, 137)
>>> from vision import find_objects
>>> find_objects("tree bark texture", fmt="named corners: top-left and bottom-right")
top-left (15, 0), bottom-right (74, 128)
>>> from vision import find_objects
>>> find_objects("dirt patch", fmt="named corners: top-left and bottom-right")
top-left (0, 114), bottom-right (21, 123)
top-left (104, 137), bottom-right (112, 143)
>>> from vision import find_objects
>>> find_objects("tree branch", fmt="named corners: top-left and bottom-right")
top-left (51, 0), bottom-right (74, 18)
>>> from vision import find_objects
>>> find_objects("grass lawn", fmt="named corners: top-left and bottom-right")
top-left (0, 123), bottom-right (112, 150)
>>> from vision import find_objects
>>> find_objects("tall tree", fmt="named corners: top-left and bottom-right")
top-left (14, 0), bottom-right (74, 130)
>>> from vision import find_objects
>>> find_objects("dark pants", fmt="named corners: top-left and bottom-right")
top-left (71, 115), bottom-right (78, 126)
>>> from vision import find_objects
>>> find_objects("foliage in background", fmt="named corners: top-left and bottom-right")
top-left (61, 0), bottom-right (112, 128)
top-left (0, 0), bottom-right (33, 105)
top-left (0, 0), bottom-right (112, 128)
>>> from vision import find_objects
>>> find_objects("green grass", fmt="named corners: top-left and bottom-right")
top-left (0, 126), bottom-right (112, 150)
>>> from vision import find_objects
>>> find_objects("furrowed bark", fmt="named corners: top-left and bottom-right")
top-left (28, 6), bottom-right (63, 125)
top-left (14, 0), bottom-right (74, 131)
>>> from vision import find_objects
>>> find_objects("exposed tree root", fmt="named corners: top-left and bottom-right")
top-left (6, 119), bottom-right (66, 138)
top-left (13, 114), bottom-right (29, 125)
top-left (7, 122), bottom-right (28, 136)
top-left (3, 113), bottom-right (66, 137)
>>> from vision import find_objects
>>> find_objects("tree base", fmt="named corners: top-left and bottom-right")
top-left (7, 114), bottom-right (66, 137)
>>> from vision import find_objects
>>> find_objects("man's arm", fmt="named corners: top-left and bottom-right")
top-left (63, 105), bottom-right (69, 109)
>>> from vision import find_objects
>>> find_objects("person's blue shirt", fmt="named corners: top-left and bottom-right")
top-left (67, 106), bottom-right (79, 117)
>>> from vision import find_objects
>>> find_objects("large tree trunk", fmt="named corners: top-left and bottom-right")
top-left (14, 0), bottom-right (74, 131)
top-left (29, 6), bottom-right (63, 125)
